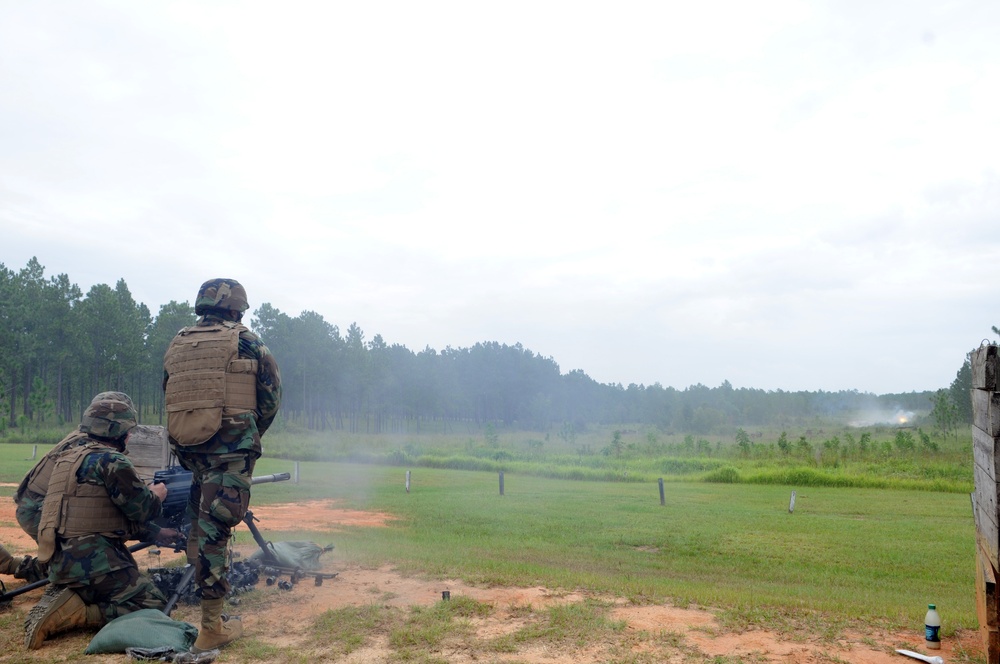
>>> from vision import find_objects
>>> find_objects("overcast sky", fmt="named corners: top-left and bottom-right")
top-left (2, 1), bottom-right (997, 395)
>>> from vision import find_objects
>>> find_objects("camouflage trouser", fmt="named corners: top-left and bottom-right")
top-left (175, 451), bottom-right (256, 600)
top-left (67, 565), bottom-right (167, 621)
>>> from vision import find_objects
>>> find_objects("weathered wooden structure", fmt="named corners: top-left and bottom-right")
top-left (971, 343), bottom-right (1000, 663)
top-left (126, 424), bottom-right (173, 482)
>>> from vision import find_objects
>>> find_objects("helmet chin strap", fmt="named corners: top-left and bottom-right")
top-left (87, 433), bottom-right (128, 451)
top-left (202, 308), bottom-right (242, 322)
top-left (112, 431), bottom-right (129, 451)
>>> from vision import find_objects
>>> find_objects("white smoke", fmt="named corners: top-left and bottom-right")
top-left (848, 409), bottom-right (916, 427)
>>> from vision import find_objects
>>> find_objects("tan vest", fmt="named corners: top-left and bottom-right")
top-left (36, 441), bottom-right (131, 563)
top-left (163, 321), bottom-right (258, 446)
top-left (16, 430), bottom-right (90, 504)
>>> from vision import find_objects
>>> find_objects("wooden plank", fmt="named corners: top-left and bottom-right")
top-left (973, 356), bottom-right (1000, 664)
top-left (976, 472), bottom-right (1000, 533)
top-left (975, 390), bottom-right (1000, 437)
top-left (974, 426), bottom-right (1000, 482)
top-left (974, 477), bottom-right (1000, 532)
top-left (975, 485), bottom-right (1000, 571)
top-left (972, 430), bottom-right (997, 488)
top-left (980, 532), bottom-right (1000, 578)
top-left (980, 546), bottom-right (999, 627)
top-left (974, 428), bottom-right (1000, 569)
top-left (973, 344), bottom-right (1000, 391)
top-left (974, 426), bottom-right (1000, 485)
top-left (126, 424), bottom-right (170, 481)
top-left (978, 546), bottom-right (1000, 664)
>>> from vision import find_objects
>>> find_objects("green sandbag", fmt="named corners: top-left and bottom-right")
top-left (248, 540), bottom-right (329, 570)
top-left (85, 608), bottom-right (198, 654)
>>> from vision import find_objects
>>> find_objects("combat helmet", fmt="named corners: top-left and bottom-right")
top-left (80, 391), bottom-right (138, 441)
top-left (194, 278), bottom-right (249, 316)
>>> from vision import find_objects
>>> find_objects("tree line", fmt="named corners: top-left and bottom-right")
top-left (0, 258), bottom-right (950, 436)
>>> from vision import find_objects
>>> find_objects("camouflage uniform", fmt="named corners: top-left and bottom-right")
top-left (15, 404), bottom-right (157, 587)
top-left (163, 279), bottom-right (282, 602)
top-left (24, 392), bottom-right (167, 649)
top-left (44, 444), bottom-right (167, 620)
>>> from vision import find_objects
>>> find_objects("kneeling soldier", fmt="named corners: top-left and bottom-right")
top-left (25, 392), bottom-right (169, 649)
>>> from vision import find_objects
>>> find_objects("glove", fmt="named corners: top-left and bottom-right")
top-left (155, 528), bottom-right (182, 547)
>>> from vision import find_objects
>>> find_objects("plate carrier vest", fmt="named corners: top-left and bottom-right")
top-left (163, 321), bottom-right (258, 446)
top-left (15, 430), bottom-right (90, 539)
top-left (36, 440), bottom-right (133, 563)
top-left (17, 430), bottom-right (89, 503)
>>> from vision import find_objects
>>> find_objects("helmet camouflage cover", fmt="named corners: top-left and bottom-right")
top-left (195, 278), bottom-right (249, 315)
top-left (80, 391), bottom-right (138, 441)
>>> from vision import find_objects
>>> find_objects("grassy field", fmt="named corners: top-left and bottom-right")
top-left (0, 421), bottom-right (980, 640)
top-left (249, 459), bottom-right (977, 630)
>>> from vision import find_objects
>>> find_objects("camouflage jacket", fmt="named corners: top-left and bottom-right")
top-left (163, 313), bottom-right (282, 457)
top-left (46, 444), bottom-right (163, 585)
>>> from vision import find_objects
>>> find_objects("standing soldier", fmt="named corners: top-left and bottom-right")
top-left (163, 278), bottom-right (281, 653)
top-left (24, 392), bottom-right (169, 649)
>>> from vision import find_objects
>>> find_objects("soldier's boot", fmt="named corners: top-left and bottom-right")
top-left (191, 597), bottom-right (242, 653)
top-left (0, 544), bottom-right (24, 575)
top-left (24, 585), bottom-right (105, 649)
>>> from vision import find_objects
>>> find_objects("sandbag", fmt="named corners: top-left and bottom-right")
top-left (85, 608), bottom-right (198, 654)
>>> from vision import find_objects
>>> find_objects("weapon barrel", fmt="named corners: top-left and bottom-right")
top-left (252, 472), bottom-right (291, 485)
top-left (0, 578), bottom-right (47, 602)
top-left (162, 564), bottom-right (197, 616)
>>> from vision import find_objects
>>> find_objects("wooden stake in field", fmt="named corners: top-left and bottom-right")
top-left (789, 491), bottom-right (796, 513)
top-left (970, 342), bottom-right (1000, 664)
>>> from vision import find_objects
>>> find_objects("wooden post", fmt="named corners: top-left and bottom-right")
top-left (293, 461), bottom-right (300, 484)
top-left (658, 478), bottom-right (665, 506)
top-left (406, 470), bottom-right (411, 493)
top-left (789, 491), bottom-right (796, 513)
top-left (971, 343), bottom-right (1000, 664)
top-left (977, 500), bottom-right (1000, 662)
top-left (31, 444), bottom-right (37, 460)
top-left (499, 471), bottom-right (504, 496)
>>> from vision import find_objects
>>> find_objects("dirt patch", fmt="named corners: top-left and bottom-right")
top-left (0, 500), bottom-right (985, 663)
top-left (248, 499), bottom-right (397, 531)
